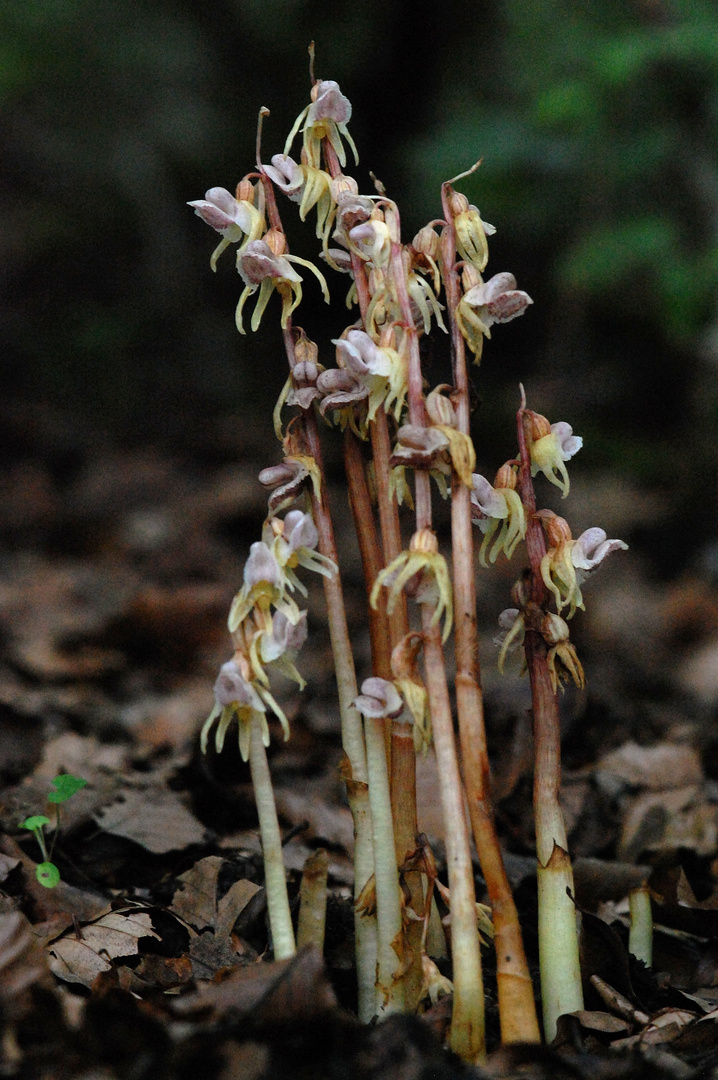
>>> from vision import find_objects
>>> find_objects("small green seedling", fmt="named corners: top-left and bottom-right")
top-left (20, 774), bottom-right (87, 888)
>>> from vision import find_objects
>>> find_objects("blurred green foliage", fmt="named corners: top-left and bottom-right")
top-left (1, 0), bottom-right (716, 567)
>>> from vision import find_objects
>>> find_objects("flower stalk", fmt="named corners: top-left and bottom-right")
top-left (441, 183), bottom-right (540, 1045)
top-left (248, 713), bottom-right (296, 960)
top-left (516, 389), bottom-right (583, 1042)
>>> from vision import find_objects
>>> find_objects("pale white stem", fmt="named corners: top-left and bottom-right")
top-left (297, 848), bottom-right (329, 952)
top-left (248, 715), bottom-right (296, 961)
top-left (364, 714), bottom-right (405, 1014)
top-left (628, 885), bottom-right (653, 967)
top-left (347, 780), bottom-right (379, 1023)
top-left (537, 845), bottom-right (583, 1042)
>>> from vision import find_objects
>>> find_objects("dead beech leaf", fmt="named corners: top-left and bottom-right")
top-left (0, 911), bottom-right (53, 1018)
top-left (596, 741), bottom-right (702, 792)
top-left (171, 945), bottom-right (336, 1023)
top-left (48, 911), bottom-right (159, 987)
top-left (573, 1010), bottom-right (632, 1035)
top-left (94, 786), bottom-right (205, 853)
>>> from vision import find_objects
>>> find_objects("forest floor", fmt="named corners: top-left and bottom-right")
top-left (3, 398), bottom-right (718, 1080)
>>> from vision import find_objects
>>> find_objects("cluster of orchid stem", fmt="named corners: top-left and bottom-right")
top-left (191, 53), bottom-right (627, 1063)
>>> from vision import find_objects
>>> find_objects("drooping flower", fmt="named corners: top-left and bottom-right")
top-left (457, 272), bottom-right (533, 362)
top-left (259, 454), bottom-right (321, 514)
top-left (263, 154), bottom-right (335, 243)
top-left (370, 529), bottom-right (453, 643)
top-left (571, 528), bottom-right (629, 584)
top-left (390, 425), bottom-right (452, 498)
top-left (254, 609), bottom-right (309, 689)
top-left (227, 540), bottom-right (301, 633)
top-left (354, 677), bottom-right (404, 719)
top-left (201, 655), bottom-right (290, 762)
top-left (317, 367), bottom-right (369, 434)
top-left (446, 187), bottom-right (496, 273)
top-left (541, 612), bottom-right (585, 692)
top-left (188, 185), bottom-right (264, 271)
top-left (538, 514), bottom-right (626, 617)
top-left (526, 412), bottom-right (582, 498)
top-left (235, 234), bottom-right (329, 334)
top-left (425, 386), bottom-right (476, 488)
top-left (495, 608), bottom-right (525, 674)
top-left (333, 329), bottom-right (408, 423)
top-left (470, 468), bottom-right (526, 565)
top-left (269, 509), bottom-right (338, 594)
top-left (284, 79), bottom-right (358, 171)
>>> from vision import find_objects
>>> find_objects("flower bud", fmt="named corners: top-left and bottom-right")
top-left (494, 462), bottom-right (517, 490)
top-left (354, 676), bottom-right (404, 719)
top-left (536, 510), bottom-right (573, 549)
top-left (410, 528), bottom-right (439, 555)
top-left (412, 225), bottom-right (440, 259)
top-left (235, 179), bottom-right (255, 203)
top-left (426, 386), bottom-right (458, 428)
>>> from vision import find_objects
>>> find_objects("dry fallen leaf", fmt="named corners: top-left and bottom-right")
top-left (94, 785), bottom-right (206, 854)
top-left (0, 910), bottom-right (53, 1018)
top-left (48, 910), bottom-right (159, 987)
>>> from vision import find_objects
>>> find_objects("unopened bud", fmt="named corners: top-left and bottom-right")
top-left (293, 327), bottom-right (318, 366)
top-left (263, 228), bottom-right (286, 256)
top-left (447, 190), bottom-right (470, 217)
top-left (526, 410), bottom-right (552, 441)
top-left (536, 510), bottom-right (572, 548)
top-left (494, 462), bottom-right (517, 490)
top-left (541, 611), bottom-right (571, 645)
top-left (412, 225), bottom-right (440, 259)
top-left (426, 386), bottom-right (457, 428)
top-left (410, 528), bottom-right (438, 555)
top-left (236, 178), bottom-right (255, 203)
top-left (461, 264), bottom-right (482, 292)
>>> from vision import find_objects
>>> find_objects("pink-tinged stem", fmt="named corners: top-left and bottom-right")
top-left (389, 207), bottom-right (484, 1061)
top-left (516, 392), bottom-right (583, 1041)
top-left (440, 190), bottom-right (539, 1044)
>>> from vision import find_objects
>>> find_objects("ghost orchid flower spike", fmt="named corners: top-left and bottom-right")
top-left (470, 466), bottom-right (526, 565)
top-left (527, 412), bottom-right (582, 498)
top-left (228, 540), bottom-right (301, 632)
top-left (235, 232), bottom-right (329, 334)
top-left (541, 612), bottom-right (585, 692)
top-left (188, 183), bottom-right (264, 271)
top-left (457, 271), bottom-right (533, 363)
top-left (495, 608), bottom-right (526, 674)
top-left (354, 676), bottom-right (404, 720)
top-left (370, 528), bottom-right (454, 643)
top-left (445, 186), bottom-right (496, 273)
top-left (333, 329), bottom-right (408, 423)
top-left (270, 509), bottom-right (338, 590)
top-left (284, 79), bottom-right (358, 170)
top-left (571, 528), bottom-right (628, 583)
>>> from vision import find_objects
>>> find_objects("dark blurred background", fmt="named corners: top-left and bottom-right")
top-left (2, 0), bottom-right (718, 581)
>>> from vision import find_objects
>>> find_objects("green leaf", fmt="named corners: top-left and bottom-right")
top-left (47, 774), bottom-right (87, 804)
top-left (36, 862), bottom-right (61, 889)
top-left (21, 815), bottom-right (51, 831)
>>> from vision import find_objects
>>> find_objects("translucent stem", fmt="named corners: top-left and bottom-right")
top-left (364, 714), bottom-right (405, 1014)
top-left (297, 848), bottom-right (329, 952)
top-left (248, 714), bottom-right (296, 961)
top-left (628, 885), bottom-right (653, 967)
top-left (440, 191), bottom-right (539, 1043)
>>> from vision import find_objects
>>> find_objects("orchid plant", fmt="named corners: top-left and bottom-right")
top-left (190, 51), bottom-right (626, 1061)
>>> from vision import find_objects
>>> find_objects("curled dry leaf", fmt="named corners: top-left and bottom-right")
top-left (0, 910), bottom-right (53, 1019)
top-left (48, 910), bottom-right (159, 988)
